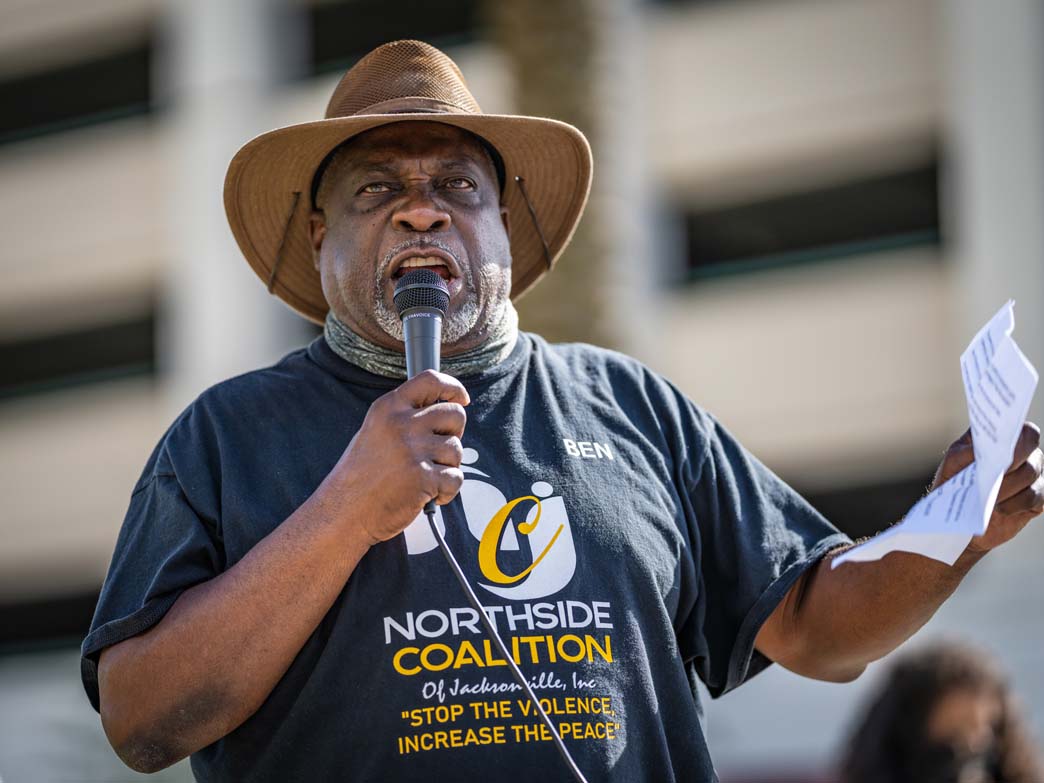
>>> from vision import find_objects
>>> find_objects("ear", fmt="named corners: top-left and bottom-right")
top-left (308, 210), bottom-right (327, 271)
top-left (500, 205), bottom-right (511, 240)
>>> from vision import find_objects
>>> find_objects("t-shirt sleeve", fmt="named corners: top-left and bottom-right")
top-left (677, 412), bottom-right (851, 698)
top-left (80, 439), bottom-right (224, 713)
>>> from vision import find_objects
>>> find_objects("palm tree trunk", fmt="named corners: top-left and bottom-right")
top-left (489, 0), bottom-right (647, 351)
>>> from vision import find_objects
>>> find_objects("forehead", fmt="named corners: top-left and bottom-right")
top-left (339, 121), bottom-right (490, 169)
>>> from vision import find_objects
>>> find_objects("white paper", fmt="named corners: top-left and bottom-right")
top-left (833, 301), bottom-right (1038, 568)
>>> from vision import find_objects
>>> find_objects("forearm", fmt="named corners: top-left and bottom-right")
top-left (96, 370), bottom-right (469, 773)
top-left (762, 546), bottom-right (986, 682)
top-left (98, 478), bottom-right (373, 772)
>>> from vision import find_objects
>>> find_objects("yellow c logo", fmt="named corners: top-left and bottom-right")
top-left (477, 496), bottom-right (564, 585)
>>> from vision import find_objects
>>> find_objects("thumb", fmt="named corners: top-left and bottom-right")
top-left (932, 429), bottom-right (975, 489)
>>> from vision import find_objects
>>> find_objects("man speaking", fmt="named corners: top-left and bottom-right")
top-left (81, 40), bottom-right (1044, 781)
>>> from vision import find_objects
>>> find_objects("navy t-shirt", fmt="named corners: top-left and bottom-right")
top-left (81, 332), bottom-right (849, 782)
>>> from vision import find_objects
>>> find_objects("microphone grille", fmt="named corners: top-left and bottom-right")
top-left (394, 269), bottom-right (450, 317)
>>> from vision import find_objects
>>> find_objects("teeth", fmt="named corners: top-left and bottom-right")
top-left (400, 256), bottom-right (447, 270)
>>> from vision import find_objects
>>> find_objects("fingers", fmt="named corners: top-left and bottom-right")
top-left (413, 402), bottom-right (467, 438)
top-left (997, 448), bottom-right (1043, 503)
top-left (994, 474), bottom-right (1044, 518)
top-left (994, 425), bottom-right (1042, 517)
top-left (363, 371), bottom-right (469, 513)
top-left (432, 466), bottom-right (464, 506)
top-left (1008, 422), bottom-right (1041, 472)
top-left (933, 429), bottom-right (976, 487)
top-left (946, 429), bottom-right (975, 466)
top-left (936, 423), bottom-right (1040, 491)
top-left (420, 436), bottom-right (463, 506)
top-left (945, 439), bottom-right (975, 472)
top-left (398, 370), bottom-right (470, 407)
top-left (428, 435), bottom-right (464, 467)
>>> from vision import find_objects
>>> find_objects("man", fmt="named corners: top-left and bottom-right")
top-left (81, 40), bottom-right (1043, 781)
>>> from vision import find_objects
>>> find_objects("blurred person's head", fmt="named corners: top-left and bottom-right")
top-left (838, 642), bottom-right (1042, 783)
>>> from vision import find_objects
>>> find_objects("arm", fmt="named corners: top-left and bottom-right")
top-left (755, 423), bottom-right (1044, 683)
top-left (97, 370), bottom-right (469, 773)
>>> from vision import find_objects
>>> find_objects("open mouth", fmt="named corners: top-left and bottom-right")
top-left (388, 248), bottom-right (462, 284)
top-left (392, 256), bottom-right (454, 281)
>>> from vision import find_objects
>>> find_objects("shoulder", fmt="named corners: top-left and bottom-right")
top-left (194, 344), bottom-right (319, 413)
top-left (525, 332), bottom-right (657, 389)
top-left (526, 333), bottom-right (708, 418)
top-left (529, 333), bottom-right (642, 371)
top-left (142, 345), bottom-right (320, 484)
top-left (523, 333), bottom-right (716, 452)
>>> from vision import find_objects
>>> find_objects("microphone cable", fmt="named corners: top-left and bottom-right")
top-left (425, 506), bottom-right (590, 783)
top-left (395, 270), bottom-right (588, 781)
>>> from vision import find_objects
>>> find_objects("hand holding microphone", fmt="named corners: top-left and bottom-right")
top-left (394, 269), bottom-right (455, 515)
top-left (321, 270), bottom-right (466, 547)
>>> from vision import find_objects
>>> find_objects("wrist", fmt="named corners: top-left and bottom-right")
top-left (954, 543), bottom-right (989, 573)
top-left (309, 472), bottom-right (381, 552)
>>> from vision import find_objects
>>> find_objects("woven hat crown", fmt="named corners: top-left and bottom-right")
top-left (325, 40), bottom-right (482, 118)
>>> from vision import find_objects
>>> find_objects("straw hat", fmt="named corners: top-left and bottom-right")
top-left (223, 39), bottom-right (593, 325)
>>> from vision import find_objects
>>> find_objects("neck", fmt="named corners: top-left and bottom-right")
top-left (324, 304), bottom-right (519, 379)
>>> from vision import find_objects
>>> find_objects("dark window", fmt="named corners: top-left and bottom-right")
top-left (682, 164), bottom-right (940, 280)
top-left (0, 0), bottom-right (481, 144)
top-left (308, 0), bottom-right (480, 76)
top-left (0, 591), bottom-right (100, 649)
top-left (0, 43), bottom-right (152, 145)
top-left (0, 314), bottom-right (155, 401)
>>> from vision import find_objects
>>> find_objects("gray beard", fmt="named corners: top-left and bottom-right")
top-left (371, 237), bottom-right (511, 345)
top-left (324, 295), bottom-right (519, 380)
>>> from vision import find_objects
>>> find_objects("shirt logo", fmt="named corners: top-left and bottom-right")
top-left (402, 447), bottom-right (577, 600)
top-left (562, 438), bottom-right (614, 460)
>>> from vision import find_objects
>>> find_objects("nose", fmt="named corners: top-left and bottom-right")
top-left (393, 190), bottom-right (451, 233)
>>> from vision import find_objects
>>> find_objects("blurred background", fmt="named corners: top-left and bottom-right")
top-left (1, 0), bottom-right (1043, 780)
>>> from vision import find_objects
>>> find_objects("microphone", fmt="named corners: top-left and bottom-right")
top-left (394, 268), bottom-right (450, 379)
top-left (394, 268), bottom-right (450, 514)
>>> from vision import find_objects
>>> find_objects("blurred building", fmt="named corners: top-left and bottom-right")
top-left (1, 0), bottom-right (1041, 780)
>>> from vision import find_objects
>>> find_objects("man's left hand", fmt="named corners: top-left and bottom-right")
top-left (931, 422), bottom-right (1044, 554)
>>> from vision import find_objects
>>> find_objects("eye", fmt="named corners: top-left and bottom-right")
top-left (444, 177), bottom-right (476, 190)
top-left (358, 182), bottom-right (392, 195)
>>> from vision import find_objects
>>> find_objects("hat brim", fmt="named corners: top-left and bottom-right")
top-left (223, 113), bottom-right (593, 325)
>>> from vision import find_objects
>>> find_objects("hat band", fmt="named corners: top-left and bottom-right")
top-left (329, 96), bottom-right (474, 119)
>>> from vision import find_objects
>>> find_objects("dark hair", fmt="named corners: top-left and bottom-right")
top-left (838, 642), bottom-right (1042, 783)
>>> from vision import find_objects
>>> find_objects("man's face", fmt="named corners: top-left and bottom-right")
top-left (309, 121), bottom-right (512, 354)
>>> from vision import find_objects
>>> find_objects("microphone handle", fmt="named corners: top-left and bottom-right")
top-left (402, 308), bottom-right (442, 379)
top-left (401, 307), bottom-right (443, 515)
